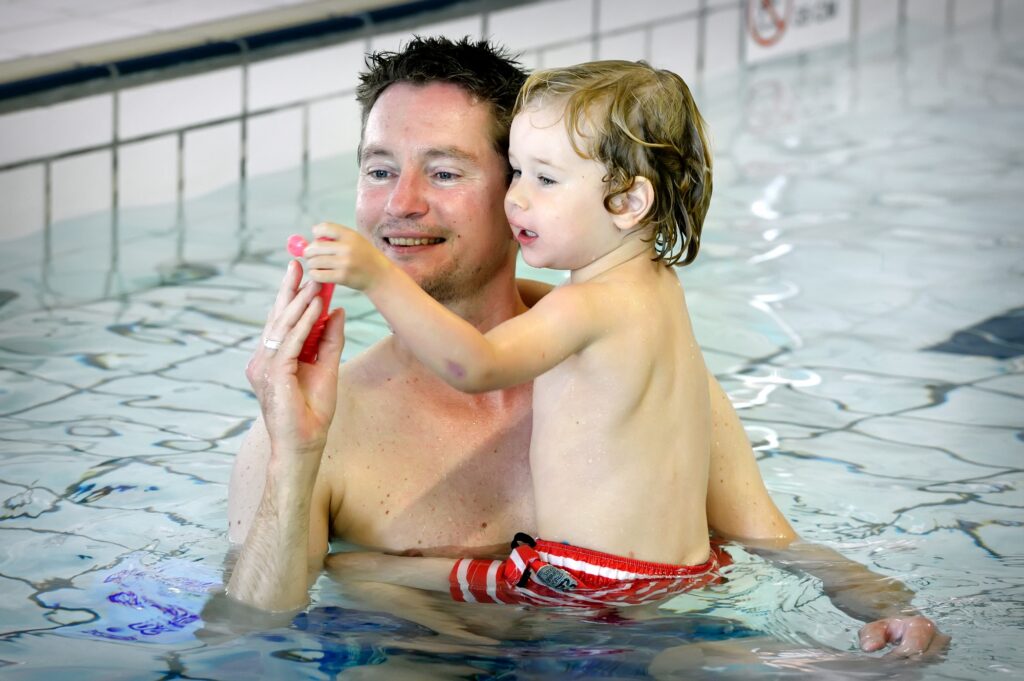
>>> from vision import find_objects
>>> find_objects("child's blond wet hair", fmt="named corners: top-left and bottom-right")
top-left (514, 60), bottom-right (712, 267)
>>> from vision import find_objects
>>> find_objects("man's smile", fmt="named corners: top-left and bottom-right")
top-left (385, 236), bottom-right (445, 246)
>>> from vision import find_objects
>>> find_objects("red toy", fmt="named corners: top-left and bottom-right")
top-left (287, 234), bottom-right (334, 363)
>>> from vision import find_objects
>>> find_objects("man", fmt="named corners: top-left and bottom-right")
top-left (225, 37), bottom-right (944, 656)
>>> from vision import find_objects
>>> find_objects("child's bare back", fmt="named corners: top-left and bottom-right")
top-left (530, 256), bottom-right (710, 567)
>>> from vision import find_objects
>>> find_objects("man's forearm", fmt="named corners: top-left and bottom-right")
top-left (754, 540), bottom-right (919, 622)
top-left (225, 463), bottom-right (323, 612)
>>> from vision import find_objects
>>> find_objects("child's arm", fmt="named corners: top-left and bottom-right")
top-left (303, 224), bottom-right (602, 392)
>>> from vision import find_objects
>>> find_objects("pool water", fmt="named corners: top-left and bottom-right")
top-left (1, 19), bottom-right (1022, 681)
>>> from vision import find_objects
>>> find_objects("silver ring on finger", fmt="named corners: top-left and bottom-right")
top-left (263, 337), bottom-right (283, 352)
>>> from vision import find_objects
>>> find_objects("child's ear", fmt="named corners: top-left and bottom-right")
top-left (610, 177), bottom-right (654, 231)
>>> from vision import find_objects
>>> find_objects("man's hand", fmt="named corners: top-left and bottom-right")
top-left (859, 615), bottom-right (950, 658)
top-left (304, 222), bottom-right (393, 292)
top-left (245, 260), bottom-right (345, 468)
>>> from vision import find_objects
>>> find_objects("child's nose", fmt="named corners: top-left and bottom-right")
top-left (505, 184), bottom-right (526, 212)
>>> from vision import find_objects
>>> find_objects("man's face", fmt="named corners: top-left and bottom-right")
top-left (355, 81), bottom-right (516, 304)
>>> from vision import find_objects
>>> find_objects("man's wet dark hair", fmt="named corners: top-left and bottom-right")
top-left (356, 36), bottom-right (526, 160)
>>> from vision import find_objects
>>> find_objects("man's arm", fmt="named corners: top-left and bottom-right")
top-left (706, 374), bottom-right (797, 541)
top-left (516, 277), bottom-right (555, 308)
top-left (706, 372), bottom-right (948, 656)
top-left (225, 417), bottom-right (332, 611)
top-left (223, 262), bottom-right (346, 612)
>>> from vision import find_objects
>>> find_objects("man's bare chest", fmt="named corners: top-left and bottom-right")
top-left (326, 401), bottom-right (536, 555)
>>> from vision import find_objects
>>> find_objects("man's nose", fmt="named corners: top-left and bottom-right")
top-left (385, 172), bottom-right (428, 219)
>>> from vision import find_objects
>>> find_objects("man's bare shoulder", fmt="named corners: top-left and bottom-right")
top-left (337, 336), bottom-right (403, 392)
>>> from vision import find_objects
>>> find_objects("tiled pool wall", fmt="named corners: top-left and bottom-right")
top-left (0, 0), bottom-right (1018, 245)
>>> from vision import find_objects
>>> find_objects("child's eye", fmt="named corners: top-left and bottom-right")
top-left (538, 175), bottom-right (556, 186)
top-left (510, 168), bottom-right (522, 179)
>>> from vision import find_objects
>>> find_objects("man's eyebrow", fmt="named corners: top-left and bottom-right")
top-left (359, 146), bottom-right (479, 165)
top-left (360, 145), bottom-right (391, 162)
top-left (423, 147), bottom-right (478, 163)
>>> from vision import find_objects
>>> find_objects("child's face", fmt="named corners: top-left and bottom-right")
top-left (506, 102), bottom-right (623, 271)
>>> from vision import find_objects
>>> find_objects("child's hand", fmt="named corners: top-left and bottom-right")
top-left (303, 222), bottom-right (392, 291)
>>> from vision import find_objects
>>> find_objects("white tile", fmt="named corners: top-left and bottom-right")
top-left (652, 18), bottom-right (699, 84)
top-left (515, 50), bottom-right (541, 73)
top-left (309, 95), bottom-right (361, 159)
top-left (184, 122), bottom-right (240, 199)
top-left (118, 136), bottom-right (178, 208)
top-left (487, 0), bottom-right (594, 51)
top-left (0, 18), bottom-right (143, 56)
top-left (0, 95), bottom-right (113, 166)
top-left (51, 150), bottom-right (112, 223)
top-left (953, 0), bottom-right (995, 28)
top-left (596, 28), bottom-right (647, 62)
top-left (14, 0), bottom-right (148, 10)
top-left (120, 68), bottom-right (242, 139)
top-left (1003, 0), bottom-right (1024, 26)
top-left (114, 0), bottom-right (268, 32)
top-left (367, 29), bottom-right (409, 55)
top-left (598, 0), bottom-right (698, 33)
top-left (247, 108), bottom-right (302, 176)
top-left (248, 41), bottom-right (364, 111)
top-left (704, 6), bottom-right (741, 77)
top-left (369, 15), bottom-right (485, 54)
top-left (906, 0), bottom-right (949, 27)
top-left (0, 4), bottom-right (63, 30)
top-left (409, 14), bottom-right (483, 42)
top-left (542, 39), bottom-right (594, 68)
top-left (0, 166), bottom-right (45, 243)
top-left (856, 0), bottom-right (899, 36)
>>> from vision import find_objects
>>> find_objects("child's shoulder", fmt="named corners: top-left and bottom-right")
top-left (534, 278), bottom-right (642, 324)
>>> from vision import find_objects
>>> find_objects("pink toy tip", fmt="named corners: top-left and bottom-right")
top-left (287, 234), bottom-right (309, 257)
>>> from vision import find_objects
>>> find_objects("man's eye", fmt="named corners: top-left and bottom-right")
top-left (434, 171), bottom-right (459, 181)
top-left (367, 169), bottom-right (391, 180)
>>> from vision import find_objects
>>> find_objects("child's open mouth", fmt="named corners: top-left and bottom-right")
top-left (515, 229), bottom-right (538, 244)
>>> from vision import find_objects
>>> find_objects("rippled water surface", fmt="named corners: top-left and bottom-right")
top-left (1, 20), bottom-right (1022, 681)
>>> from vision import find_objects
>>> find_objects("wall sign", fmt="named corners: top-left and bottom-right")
top-left (746, 0), bottom-right (852, 64)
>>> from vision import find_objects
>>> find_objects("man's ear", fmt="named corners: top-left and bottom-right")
top-left (610, 177), bottom-right (654, 231)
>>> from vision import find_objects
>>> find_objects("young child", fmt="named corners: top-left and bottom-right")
top-left (306, 60), bottom-right (719, 607)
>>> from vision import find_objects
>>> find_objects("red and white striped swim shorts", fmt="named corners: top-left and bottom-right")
top-left (448, 534), bottom-right (729, 608)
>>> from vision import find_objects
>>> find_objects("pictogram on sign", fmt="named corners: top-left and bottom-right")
top-left (749, 0), bottom-right (794, 47)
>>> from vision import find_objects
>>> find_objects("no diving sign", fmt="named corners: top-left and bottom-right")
top-left (746, 0), bottom-right (852, 63)
top-left (749, 0), bottom-right (794, 47)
